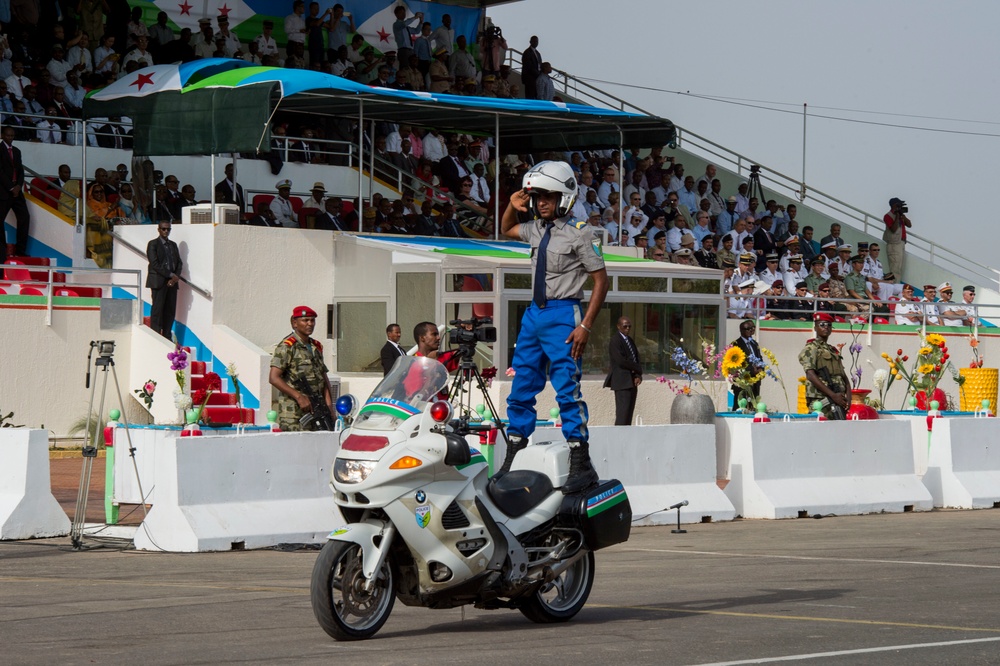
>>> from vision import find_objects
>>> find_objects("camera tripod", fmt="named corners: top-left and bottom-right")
top-left (446, 346), bottom-right (510, 459)
top-left (70, 341), bottom-right (148, 549)
top-left (746, 166), bottom-right (767, 208)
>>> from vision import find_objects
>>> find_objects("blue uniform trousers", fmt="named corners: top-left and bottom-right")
top-left (507, 299), bottom-right (588, 442)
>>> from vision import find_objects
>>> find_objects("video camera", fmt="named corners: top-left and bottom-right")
top-left (91, 340), bottom-right (116, 357)
top-left (897, 200), bottom-right (908, 214)
top-left (449, 316), bottom-right (497, 346)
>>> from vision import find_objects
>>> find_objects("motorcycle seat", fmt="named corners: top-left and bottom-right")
top-left (487, 470), bottom-right (554, 518)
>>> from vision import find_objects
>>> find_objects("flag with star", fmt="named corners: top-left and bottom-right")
top-left (355, 1), bottom-right (412, 54)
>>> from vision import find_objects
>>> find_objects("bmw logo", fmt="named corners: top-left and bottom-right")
top-left (415, 490), bottom-right (426, 504)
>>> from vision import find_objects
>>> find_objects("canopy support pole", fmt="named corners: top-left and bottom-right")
top-left (494, 113), bottom-right (500, 241)
top-left (617, 127), bottom-right (624, 247)
top-left (357, 99), bottom-right (364, 227)
top-left (368, 119), bottom-right (375, 207)
top-left (210, 154), bottom-right (216, 214)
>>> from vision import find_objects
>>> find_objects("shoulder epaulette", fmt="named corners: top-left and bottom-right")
top-left (282, 335), bottom-right (297, 347)
top-left (312, 338), bottom-right (324, 352)
top-left (573, 219), bottom-right (588, 230)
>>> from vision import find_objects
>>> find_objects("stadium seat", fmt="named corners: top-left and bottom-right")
top-left (289, 196), bottom-right (304, 214)
top-left (55, 288), bottom-right (79, 297)
top-left (251, 194), bottom-right (274, 212)
top-left (19, 286), bottom-right (44, 296)
top-left (4, 266), bottom-right (31, 282)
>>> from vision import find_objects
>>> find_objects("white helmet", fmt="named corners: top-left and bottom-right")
top-left (522, 160), bottom-right (577, 218)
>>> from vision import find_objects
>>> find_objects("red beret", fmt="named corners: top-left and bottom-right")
top-left (814, 312), bottom-right (834, 323)
top-left (292, 305), bottom-right (317, 319)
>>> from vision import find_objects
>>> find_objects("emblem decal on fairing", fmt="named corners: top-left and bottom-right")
top-left (415, 505), bottom-right (432, 528)
top-left (415, 490), bottom-right (427, 504)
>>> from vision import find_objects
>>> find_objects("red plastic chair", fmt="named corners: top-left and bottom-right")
top-left (4, 267), bottom-right (31, 282)
top-left (0, 286), bottom-right (6, 294)
top-left (55, 288), bottom-right (79, 297)
top-left (341, 201), bottom-right (355, 216)
top-left (19, 286), bottom-right (44, 296)
top-left (251, 194), bottom-right (275, 213)
top-left (289, 196), bottom-right (304, 215)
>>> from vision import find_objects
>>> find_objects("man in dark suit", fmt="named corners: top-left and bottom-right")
top-left (0, 126), bottom-right (30, 260)
top-left (436, 141), bottom-right (470, 193)
top-left (521, 35), bottom-right (541, 100)
top-left (214, 163), bottom-right (245, 212)
top-left (146, 221), bottom-right (183, 339)
top-left (314, 197), bottom-right (347, 231)
top-left (731, 319), bottom-right (764, 410)
top-left (753, 214), bottom-right (778, 272)
top-left (380, 323), bottom-right (407, 375)
top-left (603, 316), bottom-right (642, 426)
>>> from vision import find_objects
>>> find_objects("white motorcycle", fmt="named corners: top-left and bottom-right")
top-left (310, 356), bottom-right (631, 641)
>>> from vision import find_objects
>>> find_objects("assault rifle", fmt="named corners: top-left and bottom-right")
top-left (295, 380), bottom-right (337, 431)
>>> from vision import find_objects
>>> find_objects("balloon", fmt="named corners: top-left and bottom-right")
top-left (108, 409), bottom-right (121, 421)
top-left (267, 410), bottom-right (278, 422)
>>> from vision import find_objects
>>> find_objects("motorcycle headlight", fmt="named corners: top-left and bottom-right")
top-left (334, 458), bottom-right (376, 484)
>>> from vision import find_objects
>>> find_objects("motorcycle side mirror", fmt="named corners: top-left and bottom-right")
top-left (443, 432), bottom-right (471, 466)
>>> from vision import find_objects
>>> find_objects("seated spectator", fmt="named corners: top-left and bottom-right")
top-left (672, 247), bottom-right (696, 265)
top-left (936, 282), bottom-right (968, 327)
top-left (123, 35), bottom-right (153, 69)
top-left (290, 128), bottom-right (322, 164)
top-left (728, 279), bottom-right (756, 318)
top-left (695, 235), bottom-right (718, 269)
top-left (179, 184), bottom-right (197, 208)
top-left (116, 182), bottom-right (149, 224)
top-left (93, 35), bottom-right (120, 83)
top-left (893, 284), bottom-right (922, 325)
top-left (787, 281), bottom-right (813, 321)
top-left (844, 254), bottom-right (880, 312)
top-left (763, 279), bottom-right (788, 320)
top-left (804, 256), bottom-right (827, 294)
top-left (67, 34), bottom-right (95, 82)
top-left (862, 242), bottom-right (903, 301)
top-left (84, 184), bottom-right (121, 268)
top-left (758, 252), bottom-right (782, 287)
top-left (314, 197), bottom-right (349, 231)
top-left (270, 179), bottom-right (298, 227)
top-left (36, 106), bottom-right (63, 143)
top-left (249, 201), bottom-right (281, 227)
top-left (303, 182), bottom-right (326, 210)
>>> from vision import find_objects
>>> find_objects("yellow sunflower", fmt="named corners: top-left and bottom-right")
top-left (918, 363), bottom-right (935, 374)
top-left (722, 346), bottom-right (746, 370)
top-left (918, 346), bottom-right (932, 356)
top-left (925, 333), bottom-right (946, 347)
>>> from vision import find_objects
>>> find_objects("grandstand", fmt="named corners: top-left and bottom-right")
top-left (1, 4), bottom-right (997, 436)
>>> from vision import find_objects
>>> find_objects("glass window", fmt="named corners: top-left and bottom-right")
top-left (619, 276), bottom-right (669, 293)
top-left (396, 272), bottom-right (435, 346)
top-left (504, 273), bottom-right (531, 290)
top-left (673, 278), bottom-right (721, 295)
top-left (445, 273), bottom-right (494, 292)
top-left (504, 299), bottom-right (719, 376)
top-left (336, 302), bottom-right (387, 372)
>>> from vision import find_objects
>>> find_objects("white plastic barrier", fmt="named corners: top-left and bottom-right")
top-left (133, 431), bottom-right (343, 552)
top-left (585, 425), bottom-right (735, 525)
top-left (0, 429), bottom-right (70, 539)
top-left (717, 418), bottom-right (932, 519)
top-left (919, 417), bottom-right (1000, 508)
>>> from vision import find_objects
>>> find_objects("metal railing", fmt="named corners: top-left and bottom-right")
top-left (23, 164), bottom-right (82, 227)
top-left (503, 48), bottom-right (1000, 292)
top-left (736, 292), bottom-right (991, 341)
top-left (0, 262), bottom-right (141, 326)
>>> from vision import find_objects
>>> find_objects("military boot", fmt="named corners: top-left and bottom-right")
top-left (562, 439), bottom-right (599, 494)
top-left (495, 434), bottom-right (528, 478)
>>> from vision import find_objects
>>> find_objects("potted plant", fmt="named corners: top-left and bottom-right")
top-left (958, 333), bottom-right (997, 413)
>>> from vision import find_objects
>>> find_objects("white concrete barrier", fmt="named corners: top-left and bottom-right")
top-left (717, 418), bottom-right (933, 519)
top-left (919, 417), bottom-right (1000, 508)
top-left (133, 431), bottom-right (343, 552)
top-left (585, 425), bottom-right (735, 525)
top-left (0, 429), bottom-right (70, 539)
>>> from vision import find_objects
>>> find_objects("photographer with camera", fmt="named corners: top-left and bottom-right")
top-left (499, 160), bottom-right (609, 494)
top-left (883, 196), bottom-right (911, 281)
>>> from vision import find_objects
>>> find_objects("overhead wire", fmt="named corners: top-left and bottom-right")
top-left (573, 76), bottom-right (1000, 138)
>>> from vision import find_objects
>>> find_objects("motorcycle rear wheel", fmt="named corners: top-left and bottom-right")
top-left (311, 540), bottom-right (396, 640)
top-left (519, 550), bottom-right (595, 623)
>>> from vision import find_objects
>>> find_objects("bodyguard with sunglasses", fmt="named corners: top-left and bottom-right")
top-left (146, 221), bottom-right (182, 339)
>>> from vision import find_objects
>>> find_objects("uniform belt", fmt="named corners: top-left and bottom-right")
top-left (531, 298), bottom-right (580, 309)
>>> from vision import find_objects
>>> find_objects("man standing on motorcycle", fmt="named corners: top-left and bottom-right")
top-left (269, 305), bottom-right (334, 431)
top-left (500, 160), bottom-right (609, 494)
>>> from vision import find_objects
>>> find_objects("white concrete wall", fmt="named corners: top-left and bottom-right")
top-left (589, 425), bottom-right (735, 525)
top-left (133, 431), bottom-right (343, 552)
top-left (921, 417), bottom-right (1000, 508)
top-left (128, 324), bottom-right (187, 425)
top-left (0, 307), bottom-right (133, 435)
top-left (0, 429), bottom-right (70, 539)
top-left (718, 418), bottom-right (933, 519)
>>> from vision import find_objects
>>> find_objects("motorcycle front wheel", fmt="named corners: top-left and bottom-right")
top-left (310, 540), bottom-right (396, 640)
top-left (519, 550), bottom-right (595, 623)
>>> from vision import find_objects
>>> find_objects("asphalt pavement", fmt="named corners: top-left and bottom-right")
top-left (2, 509), bottom-right (1000, 665)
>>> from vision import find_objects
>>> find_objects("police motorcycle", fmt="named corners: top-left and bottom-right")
top-left (311, 355), bottom-right (631, 640)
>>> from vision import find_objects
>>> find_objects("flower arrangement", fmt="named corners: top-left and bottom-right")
top-left (760, 347), bottom-right (790, 412)
top-left (134, 379), bottom-right (156, 410)
top-left (655, 342), bottom-right (727, 403)
top-left (226, 362), bottom-right (241, 407)
top-left (845, 317), bottom-right (866, 389)
top-left (882, 335), bottom-right (952, 408)
top-left (969, 335), bottom-right (984, 369)
top-left (720, 344), bottom-right (768, 409)
top-left (866, 361), bottom-right (891, 410)
top-left (167, 345), bottom-right (190, 412)
top-left (480, 366), bottom-right (498, 388)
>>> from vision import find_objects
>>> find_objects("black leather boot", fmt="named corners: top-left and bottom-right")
top-left (495, 434), bottom-right (527, 477)
top-left (562, 440), bottom-right (599, 494)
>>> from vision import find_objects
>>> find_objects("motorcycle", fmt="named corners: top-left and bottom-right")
top-left (310, 356), bottom-right (631, 640)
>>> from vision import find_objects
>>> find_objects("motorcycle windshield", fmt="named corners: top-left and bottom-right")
top-left (353, 356), bottom-right (449, 431)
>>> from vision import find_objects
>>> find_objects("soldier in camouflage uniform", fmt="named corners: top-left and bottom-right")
top-left (268, 305), bottom-right (332, 431)
top-left (798, 312), bottom-right (850, 419)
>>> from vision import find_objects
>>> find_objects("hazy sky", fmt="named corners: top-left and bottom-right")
top-left (492, 0), bottom-right (999, 276)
